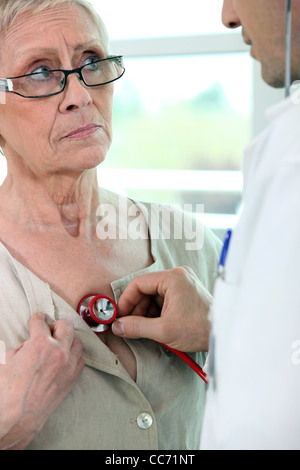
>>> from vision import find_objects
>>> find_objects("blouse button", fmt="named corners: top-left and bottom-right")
top-left (137, 412), bottom-right (153, 430)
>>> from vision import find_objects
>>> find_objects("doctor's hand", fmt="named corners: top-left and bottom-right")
top-left (0, 313), bottom-right (84, 451)
top-left (113, 267), bottom-right (213, 352)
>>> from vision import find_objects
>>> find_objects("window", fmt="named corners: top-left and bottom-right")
top-left (93, 0), bottom-right (283, 239)
top-left (102, 53), bottom-right (251, 237)
top-left (96, 0), bottom-right (231, 39)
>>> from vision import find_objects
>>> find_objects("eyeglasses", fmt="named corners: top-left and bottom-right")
top-left (0, 56), bottom-right (125, 99)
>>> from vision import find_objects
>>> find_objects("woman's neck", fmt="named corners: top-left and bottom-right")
top-left (0, 167), bottom-right (101, 238)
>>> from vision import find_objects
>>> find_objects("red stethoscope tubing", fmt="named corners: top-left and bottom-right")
top-left (159, 343), bottom-right (208, 385)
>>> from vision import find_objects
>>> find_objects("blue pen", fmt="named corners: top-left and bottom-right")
top-left (209, 229), bottom-right (232, 389)
top-left (218, 229), bottom-right (232, 277)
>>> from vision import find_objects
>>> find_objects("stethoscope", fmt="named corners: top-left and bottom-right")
top-left (285, 0), bottom-right (292, 97)
top-left (77, 295), bottom-right (208, 384)
top-left (76, 1), bottom-right (293, 388)
top-left (77, 295), bottom-right (118, 334)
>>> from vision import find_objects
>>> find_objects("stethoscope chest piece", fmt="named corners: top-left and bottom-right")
top-left (77, 295), bottom-right (117, 334)
top-left (77, 293), bottom-right (208, 383)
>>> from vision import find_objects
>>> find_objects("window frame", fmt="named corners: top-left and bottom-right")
top-left (110, 32), bottom-right (284, 137)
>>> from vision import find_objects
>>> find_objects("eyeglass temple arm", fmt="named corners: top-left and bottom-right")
top-left (0, 79), bottom-right (13, 92)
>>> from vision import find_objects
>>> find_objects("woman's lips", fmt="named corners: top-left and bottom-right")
top-left (62, 124), bottom-right (101, 140)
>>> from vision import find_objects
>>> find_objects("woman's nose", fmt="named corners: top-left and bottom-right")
top-left (222, 0), bottom-right (241, 29)
top-left (59, 73), bottom-right (92, 112)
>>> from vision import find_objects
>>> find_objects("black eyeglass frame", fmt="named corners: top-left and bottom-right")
top-left (0, 55), bottom-right (125, 99)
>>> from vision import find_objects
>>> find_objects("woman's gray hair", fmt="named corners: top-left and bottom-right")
top-left (0, 0), bottom-right (110, 53)
top-left (0, 0), bottom-right (110, 156)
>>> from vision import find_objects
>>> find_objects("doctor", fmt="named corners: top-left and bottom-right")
top-left (113, 0), bottom-right (300, 450)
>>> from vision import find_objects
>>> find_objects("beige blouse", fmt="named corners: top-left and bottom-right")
top-left (0, 195), bottom-right (221, 450)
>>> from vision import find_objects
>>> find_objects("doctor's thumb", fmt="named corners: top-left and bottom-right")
top-left (112, 319), bottom-right (126, 336)
top-left (112, 316), bottom-right (160, 342)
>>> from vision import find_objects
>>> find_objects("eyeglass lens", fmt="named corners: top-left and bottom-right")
top-left (11, 58), bottom-right (124, 98)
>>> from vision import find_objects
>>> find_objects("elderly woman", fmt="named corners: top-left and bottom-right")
top-left (0, 0), bottom-right (221, 450)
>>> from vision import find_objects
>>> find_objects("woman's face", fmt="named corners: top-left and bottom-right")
top-left (0, 4), bottom-right (114, 177)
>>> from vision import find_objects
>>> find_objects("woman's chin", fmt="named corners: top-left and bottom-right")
top-left (80, 152), bottom-right (107, 171)
top-left (60, 145), bottom-right (109, 172)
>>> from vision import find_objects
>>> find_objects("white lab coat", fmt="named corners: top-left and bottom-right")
top-left (200, 97), bottom-right (300, 450)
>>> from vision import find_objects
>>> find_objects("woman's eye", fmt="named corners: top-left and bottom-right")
top-left (29, 66), bottom-right (52, 81)
top-left (83, 57), bottom-right (101, 70)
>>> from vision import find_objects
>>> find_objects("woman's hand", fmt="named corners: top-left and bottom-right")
top-left (113, 267), bottom-right (213, 353)
top-left (0, 313), bottom-right (84, 450)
